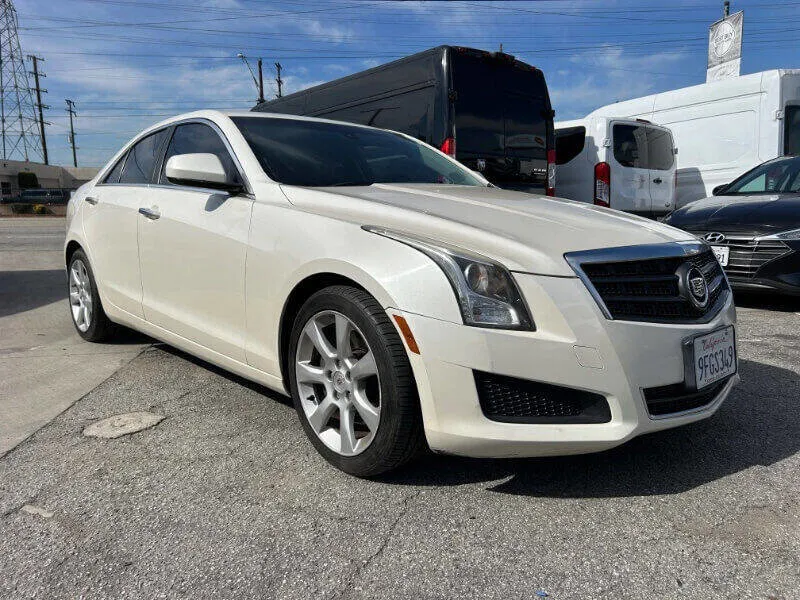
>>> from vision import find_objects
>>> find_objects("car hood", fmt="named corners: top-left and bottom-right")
top-left (666, 193), bottom-right (800, 236)
top-left (280, 184), bottom-right (694, 276)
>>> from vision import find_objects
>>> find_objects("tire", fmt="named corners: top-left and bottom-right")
top-left (67, 249), bottom-right (116, 342)
top-left (288, 285), bottom-right (425, 477)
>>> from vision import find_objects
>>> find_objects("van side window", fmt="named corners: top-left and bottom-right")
top-left (784, 105), bottom-right (800, 156)
top-left (103, 154), bottom-right (127, 184)
top-left (555, 126), bottom-right (585, 165)
top-left (119, 129), bottom-right (170, 184)
top-left (160, 123), bottom-right (240, 186)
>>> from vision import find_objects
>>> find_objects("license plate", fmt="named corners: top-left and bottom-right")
top-left (711, 245), bottom-right (729, 267)
top-left (693, 326), bottom-right (736, 390)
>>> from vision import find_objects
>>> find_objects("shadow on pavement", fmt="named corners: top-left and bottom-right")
top-left (733, 291), bottom-right (800, 312)
top-left (149, 342), bottom-right (799, 498)
top-left (380, 358), bottom-right (800, 497)
top-left (0, 269), bottom-right (66, 317)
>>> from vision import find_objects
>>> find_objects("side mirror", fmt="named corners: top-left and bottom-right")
top-left (165, 153), bottom-right (242, 193)
top-left (712, 183), bottom-right (728, 196)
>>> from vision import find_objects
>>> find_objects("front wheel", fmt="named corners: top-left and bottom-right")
top-left (287, 285), bottom-right (425, 477)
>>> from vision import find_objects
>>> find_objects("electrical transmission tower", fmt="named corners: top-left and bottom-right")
top-left (0, 0), bottom-right (43, 162)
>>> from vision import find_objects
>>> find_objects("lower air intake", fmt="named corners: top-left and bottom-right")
top-left (474, 371), bottom-right (611, 424)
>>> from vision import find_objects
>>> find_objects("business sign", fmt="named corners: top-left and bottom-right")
top-left (707, 11), bottom-right (743, 82)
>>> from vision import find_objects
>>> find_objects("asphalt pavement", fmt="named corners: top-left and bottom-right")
top-left (0, 217), bottom-right (798, 599)
top-left (0, 218), bottom-right (148, 455)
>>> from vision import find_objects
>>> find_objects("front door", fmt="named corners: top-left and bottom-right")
top-left (137, 121), bottom-right (252, 362)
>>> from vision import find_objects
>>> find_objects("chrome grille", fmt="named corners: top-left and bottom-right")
top-left (694, 234), bottom-right (792, 279)
top-left (566, 243), bottom-right (729, 324)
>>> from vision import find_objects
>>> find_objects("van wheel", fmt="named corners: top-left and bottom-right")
top-left (68, 250), bottom-right (115, 342)
top-left (288, 285), bottom-right (425, 477)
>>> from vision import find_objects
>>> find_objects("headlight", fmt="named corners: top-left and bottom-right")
top-left (757, 228), bottom-right (800, 241)
top-left (364, 227), bottom-right (534, 330)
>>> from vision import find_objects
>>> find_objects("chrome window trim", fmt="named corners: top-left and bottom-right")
top-left (564, 241), bottom-right (728, 323)
top-left (95, 117), bottom-right (252, 195)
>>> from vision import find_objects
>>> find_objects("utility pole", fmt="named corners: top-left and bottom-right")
top-left (256, 58), bottom-right (264, 103)
top-left (27, 54), bottom-right (48, 164)
top-left (65, 98), bottom-right (77, 167)
top-left (723, 1), bottom-right (730, 17)
top-left (275, 62), bottom-right (283, 98)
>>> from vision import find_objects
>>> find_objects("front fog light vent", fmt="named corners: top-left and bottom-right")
top-left (474, 371), bottom-right (611, 424)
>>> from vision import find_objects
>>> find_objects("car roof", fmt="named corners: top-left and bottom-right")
top-left (145, 109), bottom-right (381, 134)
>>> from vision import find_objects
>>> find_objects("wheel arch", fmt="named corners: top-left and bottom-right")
top-left (277, 271), bottom-right (372, 393)
top-left (65, 239), bottom-right (83, 267)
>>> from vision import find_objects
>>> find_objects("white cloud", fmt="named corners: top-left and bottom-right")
top-left (548, 46), bottom-right (691, 120)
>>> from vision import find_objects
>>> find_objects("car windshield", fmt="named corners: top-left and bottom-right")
top-left (725, 156), bottom-right (800, 195)
top-left (232, 116), bottom-right (486, 187)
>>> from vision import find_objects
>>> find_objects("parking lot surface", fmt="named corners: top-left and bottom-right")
top-left (1, 218), bottom-right (799, 599)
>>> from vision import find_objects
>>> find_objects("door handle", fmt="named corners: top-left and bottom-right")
top-left (138, 207), bottom-right (161, 220)
top-left (85, 196), bottom-right (98, 205)
top-left (652, 177), bottom-right (663, 184)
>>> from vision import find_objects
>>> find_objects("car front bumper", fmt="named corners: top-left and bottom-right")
top-left (391, 273), bottom-right (738, 458)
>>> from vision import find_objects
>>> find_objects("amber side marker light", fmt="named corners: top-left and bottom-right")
top-left (392, 315), bottom-right (420, 355)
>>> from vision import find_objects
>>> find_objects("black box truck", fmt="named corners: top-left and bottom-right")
top-left (253, 46), bottom-right (556, 195)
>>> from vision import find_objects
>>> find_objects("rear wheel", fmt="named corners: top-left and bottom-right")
top-left (68, 249), bottom-right (115, 342)
top-left (288, 285), bottom-right (425, 476)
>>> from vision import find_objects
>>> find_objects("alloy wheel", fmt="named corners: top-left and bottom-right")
top-left (294, 310), bottom-right (381, 457)
top-left (69, 259), bottom-right (93, 333)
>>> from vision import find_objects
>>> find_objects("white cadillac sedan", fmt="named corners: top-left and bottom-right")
top-left (65, 111), bottom-right (738, 476)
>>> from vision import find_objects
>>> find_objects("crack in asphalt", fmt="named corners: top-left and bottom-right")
top-left (333, 489), bottom-right (422, 599)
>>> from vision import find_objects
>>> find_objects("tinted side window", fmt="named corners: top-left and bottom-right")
top-left (161, 123), bottom-right (239, 185)
top-left (555, 126), bottom-right (585, 165)
top-left (119, 129), bottom-right (169, 184)
top-left (103, 153), bottom-right (127, 184)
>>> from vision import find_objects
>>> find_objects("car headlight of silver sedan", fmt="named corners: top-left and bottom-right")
top-left (364, 226), bottom-right (535, 330)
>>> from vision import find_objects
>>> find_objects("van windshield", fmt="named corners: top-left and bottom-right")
top-left (451, 52), bottom-right (551, 187)
top-left (232, 116), bottom-right (486, 187)
top-left (612, 124), bottom-right (674, 171)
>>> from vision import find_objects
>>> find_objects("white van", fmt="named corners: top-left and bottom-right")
top-left (555, 117), bottom-right (677, 217)
top-left (586, 69), bottom-right (800, 208)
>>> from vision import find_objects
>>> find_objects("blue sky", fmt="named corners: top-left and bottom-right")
top-left (13, 0), bottom-right (800, 167)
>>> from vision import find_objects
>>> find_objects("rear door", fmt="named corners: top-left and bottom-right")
top-left (82, 128), bottom-right (171, 318)
top-left (137, 121), bottom-right (252, 362)
top-left (451, 51), bottom-right (552, 192)
top-left (645, 125), bottom-right (676, 214)
top-left (610, 121), bottom-right (651, 214)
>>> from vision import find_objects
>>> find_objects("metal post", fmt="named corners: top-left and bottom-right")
top-left (723, 1), bottom-right (730, 17)
top-left (275, 62), bottom-right (283, 98)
